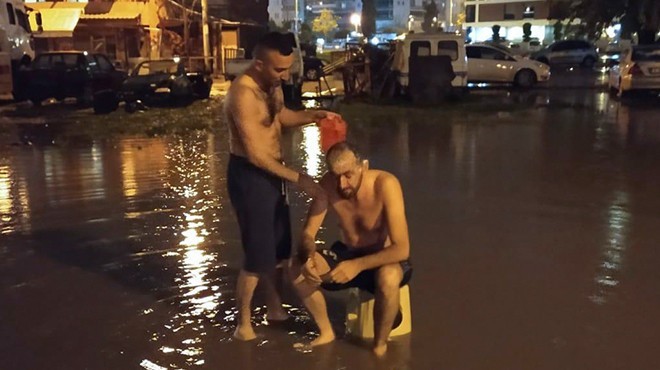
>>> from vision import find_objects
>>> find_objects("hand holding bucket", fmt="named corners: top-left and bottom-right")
top-left (318, 114), bottom-right (347, 153)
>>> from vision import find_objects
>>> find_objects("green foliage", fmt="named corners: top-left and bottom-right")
top-left (492, 24), bottom-right (501, 41)
top-left (522, 22), bottom-right (532, 42)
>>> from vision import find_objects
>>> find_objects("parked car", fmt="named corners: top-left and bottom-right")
top-left (392, 32), bottom-right (469, 91)
top-left (466, 43), bottom-right (550, 87)
top-left (531, 40), bottom-right (598, 68)
top-left (303, 56), bottom-right (327, 80)
top-left (25, 51), bottom-right (126, 107)
top-left (120, 59), bottom-right (212, 111)
top-left (608, 45), bottom-right (660, 97)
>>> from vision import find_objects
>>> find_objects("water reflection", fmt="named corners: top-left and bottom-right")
top-left (589, 190), bottom-right (630, 305)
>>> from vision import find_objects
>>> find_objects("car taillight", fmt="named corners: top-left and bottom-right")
top-left (629, 64), bottom-right (643, 76)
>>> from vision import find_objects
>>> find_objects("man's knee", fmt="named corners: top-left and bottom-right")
top-left (375, 264), bottom-right (403, 293)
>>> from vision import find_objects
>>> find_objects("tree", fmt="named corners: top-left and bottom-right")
top-left (299, 22), bottom-right (315, 44)
top-left (312, 9), bottom-right (339, 39)
top-left (422, 1), bottom-right (439, 33)
top-left (569, 0), bottom-right (659, 43)
top-left (522, 22), bottom-right (532, 42)
top-left (492, 24), bottom-right (501, 42)
top-left (553, 21), bottom-right (563, 41)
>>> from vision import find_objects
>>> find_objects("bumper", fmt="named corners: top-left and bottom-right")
top-left (620, 75), bottom-right (660, 91)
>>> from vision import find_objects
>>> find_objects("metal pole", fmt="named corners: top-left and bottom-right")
top-left (202, 0), bottom-right (210, 71)
top-left (294, 0), bottom-right (299, 33)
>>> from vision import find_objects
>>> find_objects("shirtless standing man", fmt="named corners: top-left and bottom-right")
top-left (224, 32), bottom-right (338, 341)
top-left (291, 142), bottom-right (413, 356)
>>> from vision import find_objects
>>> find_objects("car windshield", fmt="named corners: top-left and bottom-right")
top-left (632, 47), bottom-right (660, 62)
top-left (135, 60), bottom-right (178, 76)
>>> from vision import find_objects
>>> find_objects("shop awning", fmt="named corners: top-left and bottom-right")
top-left (80, 2), bottom-right (144, 20)
top-left (29, 8), bottom-right (82, 38)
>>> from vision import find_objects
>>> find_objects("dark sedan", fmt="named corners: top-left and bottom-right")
top-left (120, 59), bottom-right (212, 111)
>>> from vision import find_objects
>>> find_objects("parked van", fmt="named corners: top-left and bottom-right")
top-left (392, 32), bottom-right (468, 91)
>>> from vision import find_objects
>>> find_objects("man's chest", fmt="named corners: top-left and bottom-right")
top-left (334, 200), bottom-right (385, 233)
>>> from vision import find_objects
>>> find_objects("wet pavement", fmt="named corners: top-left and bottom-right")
top-left (1, 70), bottom-right (660, 370)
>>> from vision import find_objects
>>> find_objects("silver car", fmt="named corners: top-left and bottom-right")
top-left (532, 40), bottom-right (598, 68)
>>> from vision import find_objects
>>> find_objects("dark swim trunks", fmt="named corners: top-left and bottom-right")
top-left (320, 241), bottom-right (413, 294)
top-left (227, 154), bottom-right (292, 273)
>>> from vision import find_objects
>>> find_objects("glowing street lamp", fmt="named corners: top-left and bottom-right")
top-left (350, 13), bottom-right (361, 33)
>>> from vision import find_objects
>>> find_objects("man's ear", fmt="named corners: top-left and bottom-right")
top-left (254, 59), bottom-right (264, 72)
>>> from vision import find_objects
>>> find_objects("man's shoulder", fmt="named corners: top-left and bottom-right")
top-left (227, 76), bottom-right (258, 100)
top-left (372, 170), bottom-right (402, 195)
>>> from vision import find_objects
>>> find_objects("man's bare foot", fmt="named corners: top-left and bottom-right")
top-left (310, 331), bottom-right (335, 347)
top-left (233, 324), bottom-right (257, 341)
top-left (373, 343), bottom-right (387, 357)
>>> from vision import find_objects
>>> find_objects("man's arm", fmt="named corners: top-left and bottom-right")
top-left (230, 86), bottom-right (300, 183)
top-left (297, 186), bottom-right (329, 263)
top-left (354, 174), bottom-right (410, 271)
top-left (279, 108), bottom-right (339, 128)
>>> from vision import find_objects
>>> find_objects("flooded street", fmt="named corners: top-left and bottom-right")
top-left (1, 82), bottom-right (660, 369)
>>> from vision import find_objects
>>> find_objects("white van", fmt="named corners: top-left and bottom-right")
top-left (392, 32), bottom-right (468, 90)
top-left (0, 0), bottom-right (35, 65)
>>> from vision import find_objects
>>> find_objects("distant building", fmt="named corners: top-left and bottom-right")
top-left (464, 0), bottom-right (554, 44)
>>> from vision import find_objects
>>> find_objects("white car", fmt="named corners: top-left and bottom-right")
top-left (466, 44), bottom-right (551, 88)
top-left (609, 45), bottom-right (660, 97)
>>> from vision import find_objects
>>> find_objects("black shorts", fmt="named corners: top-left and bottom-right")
top-left (227, 154), bottom-right (292, 273)
top-left (320, 241), bottom-right (412, 294)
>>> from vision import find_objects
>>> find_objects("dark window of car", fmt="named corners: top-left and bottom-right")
top-left (552, 42), bottom-right (569, 52)
top-left (410, 41), bottom-right (431, 57)
top-left (438, 41), bottom-right (458, 60)
top-left (33, 55), bottom-right (50, 69)
top-left (50, 54), bottom-right (66, 69)
top-left (480, 47), bottom-right (509, 61)
top-left (632, 47), bottom-right (660, 61)
top-left (6, 4), bottom-right (15, 25)
top-left (466, 46), bottom-right (481, 59)
top-left (16, 10), bottom-right (29, 32)
top-left (86, 55), bottom-right (99, 72)
top-left (95, 55), bottom-right (114, 72)
top-left (62, 54), bottom-right (79, 68)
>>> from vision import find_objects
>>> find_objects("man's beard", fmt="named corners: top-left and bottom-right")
top-left (338, 175), bottom-right (362, 199)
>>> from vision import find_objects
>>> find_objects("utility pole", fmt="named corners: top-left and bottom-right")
top-left (294, 0), bottom-right (299, 33)
top-left (202, 0), bottom-right (210, 71)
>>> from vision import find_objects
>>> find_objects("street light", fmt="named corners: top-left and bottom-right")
top-left (350, 13), bottom-right (361, 33)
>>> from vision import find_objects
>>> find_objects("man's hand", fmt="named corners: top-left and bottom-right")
top-left (301, 258), bottom-right (322, 285)
top-left (329, 260), bottom-right (362, 284)
top-left (297, 173), bottom-right (324, 199)
top-left (312, 110), bottom-right (342, 124)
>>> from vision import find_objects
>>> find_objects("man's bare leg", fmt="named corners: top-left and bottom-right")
top-left (291, 253), bottom-right (335, 346)
top-left (234, 269), bottom-right (259, 341)
top-left (261, 268), bottom-right (289, 321)
top-left (373, 264), bottom-right (403, 357)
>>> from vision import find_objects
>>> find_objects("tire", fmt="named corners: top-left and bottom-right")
top-left (92, 90), bottom-right (119, 114)
top-left (305, 68), bottom-right (320, 81)
top-left (582, 56), bottom-right (596, 69)
top-left (514, 69), bottom-right (537, 88)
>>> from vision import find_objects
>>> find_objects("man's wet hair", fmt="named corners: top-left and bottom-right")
top-left (253, 32), bottom-right (294, 60)
top-left (326, 141), bottom-right (362, 166)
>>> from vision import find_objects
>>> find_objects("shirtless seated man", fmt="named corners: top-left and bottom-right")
top-left (291, 141), bottom-right (412, 357)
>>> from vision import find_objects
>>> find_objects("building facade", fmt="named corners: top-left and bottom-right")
top-left (463, 0), bottom-right (553, 43)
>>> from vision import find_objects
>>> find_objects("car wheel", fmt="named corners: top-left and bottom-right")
top-left (306, 68), bottom-right (320, 81)
top-left (582, 56), bottom-right (596, 69)
top-left (93, 90), bottom-right (119, 114)
top-left (514, 69), bottom-right (537, 88)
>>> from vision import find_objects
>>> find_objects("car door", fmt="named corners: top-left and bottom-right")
top-left (474, 47), bottom-right (517, 82)
top-left (92, 54), bottom-right (117, 92)
top-left (549, 41), bottom-right (571, 64)
top-left (466, 46), bottom-right (487, 81)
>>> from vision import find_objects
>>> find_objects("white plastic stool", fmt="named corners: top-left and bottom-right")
top-left (345, 285), bottom-right (412, 339)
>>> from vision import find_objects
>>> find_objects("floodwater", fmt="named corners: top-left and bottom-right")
top-left (1, 88), bottom-right (660, 370)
